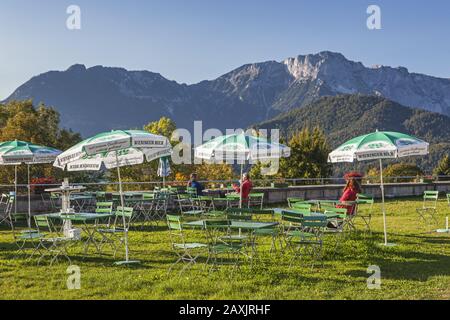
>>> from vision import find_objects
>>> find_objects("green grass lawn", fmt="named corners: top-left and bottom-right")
top-left (1, 197), bottom-right (449, 300)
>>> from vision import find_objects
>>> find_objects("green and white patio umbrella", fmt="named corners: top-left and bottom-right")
top-left (328, 130), bottom-right (429, 246)
top-left (195, 133), bottom-right (290, 207)
top-left (54, 130), bottom-right (172, 265)
top-left (0, 140), bottom-right (62, 227)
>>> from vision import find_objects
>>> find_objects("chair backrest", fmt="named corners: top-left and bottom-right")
top-left (226, 213), bottom-right (252, 221)
top-left (50, 192), bottom-right (60, 199)
top-left (291, 202), bottom-right (312, 212)
top-left (357, 193), bottom-right (374, 204)
top-left (302, 215), bottom-right (328, 229)
top-left (34, 215), bottom-right (52, 232)
top-left (95, 202), bottom-right (113, 214)
top-left (424, 191), bottom-right (439, 200)
top-left (423, 191), bottom-right (439, 208)
top-left (287, 197), bottom-right (304, 208)
top-left (0, 194), bottom-right (8, 205)
top-left (319, 202), bottom-right (337, 210)
top-left (324, 207), bottom-right (347, 217)
top-left (281, 210), bottom-right (304, 225)
top-left (225, 193), bottom-right (240, 199)
top-left (115, 206), bottom-right (134, 218)
top-left (142, 192), bottom-right (155, 200)
top-left (225, 207), bottom-right (251, 214)
top-left (186, 187), bottom-right (198, 196)
top-left (197, 196), bottom-right (213, 201)
top-left (166, 214), bottom-right (186, 246)
top-left (2, 195), bottom-right (15, 215)
top-left (95, 191), bottom-right (106, 200)
top-left (178, 194), bottom-right (191, 200)
top-left (166, 214), bottom-right (183, 231)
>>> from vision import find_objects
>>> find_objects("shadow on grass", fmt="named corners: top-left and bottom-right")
top-left (344, 239), bottom-right (450, 282)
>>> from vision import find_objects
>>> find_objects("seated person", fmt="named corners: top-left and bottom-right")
top-left (187, 173), bottom-right (204, 196)
top-left (232, 172), bottom-right (253, 205)
top-left (337, 174), bottom-right (362, 215)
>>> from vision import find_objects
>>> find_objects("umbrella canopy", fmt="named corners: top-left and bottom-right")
top-left (195, 133), bottom-right (290, 207)
top-left (328, 131), bottom-right (429, 246)
top-left (54, 130), bottom-right (172, 171)
top-left (328, 131), bottom-right (429, 163)
top-left (0, 140), bottom-right (62, 227)
top-left (195, 133), bottom-right (291, 162)
top-left (53, 130), bottom-right (172, 265)
top-left (0, 140), bottom-right (61, 165)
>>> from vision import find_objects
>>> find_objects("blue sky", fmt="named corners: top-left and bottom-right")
top-left (0, 0), bottom-right (449, 99)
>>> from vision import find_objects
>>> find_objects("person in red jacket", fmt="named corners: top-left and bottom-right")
top-left (232, 172), bottom-right (253, 205)
top-left (337, 173), bottom-right (362, 214)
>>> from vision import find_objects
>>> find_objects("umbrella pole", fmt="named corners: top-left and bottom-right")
top-left (114, 151), bottom-right (139, 266)
top-left (14, 165), bottom-right (17, 216)
top-left (379, 159), bottom-right (393, 246)
top-left (27, 164), bottom-right (31, 228)
top-left (239, 163), bottom-right (244, 209)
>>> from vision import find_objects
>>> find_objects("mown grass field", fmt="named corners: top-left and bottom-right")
top-left (0, 197), bottom-right (449, 300)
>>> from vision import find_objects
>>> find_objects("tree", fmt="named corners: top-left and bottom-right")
top-left (433, 154), bottom-right (450, 179)
top-left (383, 163), bottom-right (424, 182)
top-left (144, 117), bottom-right (177, 142)
top-left (0, 100), bottom-right (82, 185)
top-left (278, 127), bottom-right (331, 179)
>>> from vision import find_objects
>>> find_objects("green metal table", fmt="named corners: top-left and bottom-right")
top-left (184, 220), bottom-right (278, 230)
top-left (272, 208), bottom-right (340, 219)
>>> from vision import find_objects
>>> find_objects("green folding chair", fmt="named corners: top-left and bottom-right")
top-left (186, 186), bottom-right (198, 198)
top-left (137, 192), bottom-right (155, 226)
top-left (194, 196), bottom-right (216, 212)
top-left (32, 215), bottom-right (76, 265)
top-left (280, 210), bottom-right (304, 254)
top-left (93, 202), bottom-right (114, 226)
top-left (283, 213), bottom-right (327, 268)
top-left (287, 197), bottom-right (304, 208)
top-left (8, 199), bottom-right (42, 255)
top-left (203, 220), bottom-right (244, 272)
top-left (417, 191), bottom-right (439, 228)
top-left (248, 193), bottom-right (265, 209)
top-left (249, 209), bottom-right (281, 255)
top-left (291, 202), bottom-right (312, 214)
top-left (223, 208), bottom-right (252, 245)
top-left (0, 194), bottom-right (13, 227)
top-left (225, 193), bottom-right (241, 208)
top-left (356, 193), bottom-right (374, 232)
top-left (177, 194), bottom-right (203, 217)
top-left (97, 206), bottom-right (134, 257)
top-left (166, 215), bottom-right (207, 274)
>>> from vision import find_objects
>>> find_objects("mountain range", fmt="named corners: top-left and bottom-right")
top-left (255, 94), bottom-right (450, 172)
top-left (4, 51), bottom-right (450, 136)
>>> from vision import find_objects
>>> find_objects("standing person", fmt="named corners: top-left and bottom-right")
top-left (187, 173), bottom-right (204, 196)
top-left (338, 172), bottom-right (363, 214)
top-left (232, 172), bottom-right (253, 206)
